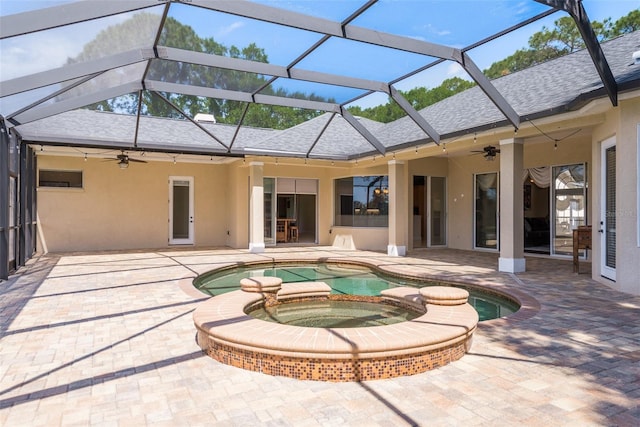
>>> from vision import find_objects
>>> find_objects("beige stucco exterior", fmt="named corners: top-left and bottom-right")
top-left (34, 90), bottom-right (640, 295)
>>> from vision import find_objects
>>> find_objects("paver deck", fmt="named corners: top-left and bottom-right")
top-left (1, 247), bottom-right (638, 426)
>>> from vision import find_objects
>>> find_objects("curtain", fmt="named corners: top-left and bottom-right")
top-left (476, 173), bottom-right (497, 191)
top-left (522, 166), bottom-right (551, 188)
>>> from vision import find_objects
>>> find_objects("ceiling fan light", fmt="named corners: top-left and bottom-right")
top-left (118, 159), bottom-right (129, 169)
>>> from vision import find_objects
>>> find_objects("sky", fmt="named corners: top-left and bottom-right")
top-left (1, 0), bottom-right (638, 113)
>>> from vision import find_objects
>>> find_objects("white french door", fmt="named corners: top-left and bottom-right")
top-left (600, 137), bottom-right (616, 281)
top-left (169, 176), bottom-right (194, 245)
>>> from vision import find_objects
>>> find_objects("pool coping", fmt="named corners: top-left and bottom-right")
top-left (185, 256), bottom-right (541, 326)
top-left (193, 285), bottom-right (479, 381)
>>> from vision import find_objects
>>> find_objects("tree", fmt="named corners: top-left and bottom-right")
top-left (484, 10), bottom-right (639, 78)
top-left (347, 77), bottom-right (476, 123)
top-left (610, 9), bottom-right (640, 36)
top-left (68, 14), bottom-right (327, 129)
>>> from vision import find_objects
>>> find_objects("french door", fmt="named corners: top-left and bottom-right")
top-left (169, 176), bottom-right (194, 245)
top-left (600, 137), bottom-right (616, 281)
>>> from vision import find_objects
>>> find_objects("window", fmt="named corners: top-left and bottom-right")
top-left (38, 170), bottom-right (83, 188)
top-left (552, 163), bottom-right (586, 256)
top-left (334, 176), bottom-right (388, 227)
top-left (474, 172), bottom-right (498, 249)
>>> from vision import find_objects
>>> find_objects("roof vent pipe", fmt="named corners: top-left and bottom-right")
top-left (633, 50), bottom-right (640, 65)
top-left (194, 113), bottom-right (216, 123)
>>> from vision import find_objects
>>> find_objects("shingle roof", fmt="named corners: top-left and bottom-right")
top-left (15, 30), bottom-right (640, 159)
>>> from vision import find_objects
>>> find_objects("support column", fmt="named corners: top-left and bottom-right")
top-left (498, 138), bottom-right (526, 273)
top-left (248, 161), bottom-right (265, 253)
top-left (388, 160), bottom-right (407, 256)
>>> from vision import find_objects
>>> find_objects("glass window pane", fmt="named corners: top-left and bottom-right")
top-left (296, 37), bottom-right (435, 81)
top-left (552, 164), bottom-right (586, 256)
top-left (350, 0), bottom-right (553, 48)
top-left (264, 177), bottom-right (275, 243)
top-left (38, 170), bottom-right (83, 188)
top-left (334, 176), bottom-right (388, 228)
top-left (430, 177), bottom-right (446, 246)
top-left (264, 78), bottom-right (366, 104)
top-left (165, 3), bottom-right (323, 66)
top-left (475, 172), bottom-right (498, 249)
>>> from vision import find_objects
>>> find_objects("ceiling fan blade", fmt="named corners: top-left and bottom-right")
top-left (127, 158), bottom-right (147, 163)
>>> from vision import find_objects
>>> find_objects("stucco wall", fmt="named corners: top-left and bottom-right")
top-left (445, 137), bottom-right (592, 251)
top-left (616, 97), bottom-right (640, 295)
top-left (37, 156), bottom-right (230, 252)
top-left (592, 96), bottom-right (640, 295)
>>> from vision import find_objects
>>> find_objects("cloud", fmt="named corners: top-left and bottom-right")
top-left (446, 62), bottom-right (465, 77)
top-left (514, 1), bottom-right (530, 16)
top-left (216, 21), bottom-right (245, 38)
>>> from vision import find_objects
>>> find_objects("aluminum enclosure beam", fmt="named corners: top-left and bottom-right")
top-left (534, 0), bottom-right (617, 106)
top-left (340, 107), bottom-right (386, 155)
top-left (12, 82), bottom-right (143, 125)
top-left (389, 86), bottom-right (441, 144)
top-left (161, 47), bottom-right (389, 93)
top-left (146, 80), bottom-right (342, 113)
top-left (188, 0), bottom-right (519, 129)
top-left (150, 91), bottom-right (230, 151)
top-left (0, 0), bottom-right (163, 39)
top-left (1, 49), bottom-right (153, 98)
top-left (461, 52), bottom-right (521, 128)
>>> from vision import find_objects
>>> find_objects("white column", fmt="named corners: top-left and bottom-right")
top-left (388, 160), bottom-right (407, 256)
top-left (498, 138), bottom-right (526, 272)
top-left (248, 162), bottom-right (265, 253)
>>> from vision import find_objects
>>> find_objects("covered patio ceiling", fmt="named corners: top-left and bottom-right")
top-left (0, 0), bottom-right (627, 161)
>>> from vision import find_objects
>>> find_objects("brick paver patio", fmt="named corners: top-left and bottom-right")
top-left (1, 247), bottom-right (638, 426)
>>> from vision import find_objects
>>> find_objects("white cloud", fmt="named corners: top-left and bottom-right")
top-left (446, 62), bottom-right (466, 77)
top-left (216, 21), bottom-right (245, 38)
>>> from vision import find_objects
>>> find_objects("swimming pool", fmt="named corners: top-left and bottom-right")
top-left (194, 263), bottom-right (519, 321)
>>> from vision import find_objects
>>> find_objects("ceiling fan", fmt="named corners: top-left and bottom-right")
top-left (471, 145), bottom-right (500, 161)
top-left (104, 151), bottom-right (147, 169)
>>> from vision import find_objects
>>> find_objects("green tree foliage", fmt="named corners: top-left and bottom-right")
top-left (610, 9), bottom-right (640, 35)
top-left (72, 14), bottom-right (328, 129)
top-left (71, 8), bottom-right (639, 127)
top-left (484, 9), bottom-right (640, 78)
top-left (353, 9), bottom-right (639, 123)
top-left (347, 77), bottom-right (476, 123)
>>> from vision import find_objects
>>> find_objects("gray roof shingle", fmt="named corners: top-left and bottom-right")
top-left (15, 30), bottom-right (640, 158)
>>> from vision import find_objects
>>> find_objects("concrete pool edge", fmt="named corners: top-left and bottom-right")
top-left (193, 284), bottom-right (479, 381)
top-left (188, 256), bottom-right (541, 325)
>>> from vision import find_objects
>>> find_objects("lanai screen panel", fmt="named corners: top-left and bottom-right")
top-left (0, 0), bottom-right (631, 160)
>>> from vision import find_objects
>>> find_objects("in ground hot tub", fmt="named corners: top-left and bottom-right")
top-left (193, 277), bottom-right (479, 381)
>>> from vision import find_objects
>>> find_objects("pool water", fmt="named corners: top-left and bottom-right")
top-left (250, 299), bottom-right (421, 328)
top-left (195, 264), bottom-right (519, 321)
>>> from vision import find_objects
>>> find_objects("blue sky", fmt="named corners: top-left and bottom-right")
top-left (1, 0), bottom-right (639, 111)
